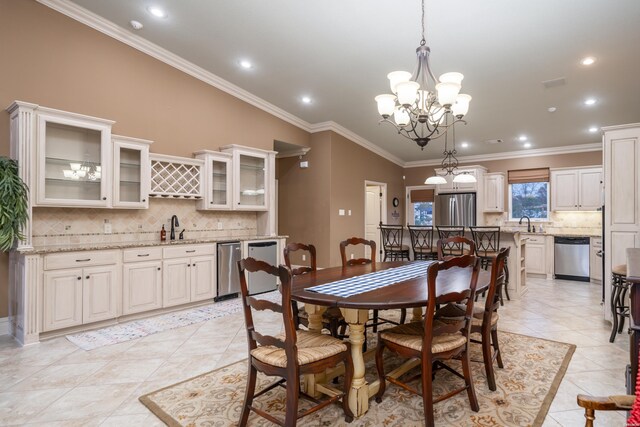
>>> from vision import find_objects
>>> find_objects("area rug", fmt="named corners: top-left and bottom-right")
top-left (66, 291), bottom-right (281, 351)
top-left (139, 331), bottom-right (575, 426)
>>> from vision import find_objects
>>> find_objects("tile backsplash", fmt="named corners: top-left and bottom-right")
top-left (483, 211), bottom-right (601, 235)
top-left (32, 199), bottom-right (258, 247)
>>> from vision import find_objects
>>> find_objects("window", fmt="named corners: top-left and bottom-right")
top-left (407, 187), bottom-right (434, 225)
top-left (507, 168), bottom-right (550, 221)
top-left (509, 182), bottom-right (549, 220)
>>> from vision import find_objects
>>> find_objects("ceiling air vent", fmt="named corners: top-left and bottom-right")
top-left (542, 77), bottom-right (567, 89)
top-left (485, 139), bottom-right (503, 144)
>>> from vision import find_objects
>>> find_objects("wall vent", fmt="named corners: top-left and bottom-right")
top-left (542, 77), bottom-right (567, 88)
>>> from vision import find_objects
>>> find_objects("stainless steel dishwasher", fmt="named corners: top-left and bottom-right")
top-left (216, 241), bottom-right (242, 301)
top-left (247, 241), bottom-right (279, 295)
top-left (554, 236), bottom-right (590, 282)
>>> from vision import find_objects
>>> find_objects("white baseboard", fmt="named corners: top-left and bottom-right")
top-left (0, 317), bottom-right (9, 336)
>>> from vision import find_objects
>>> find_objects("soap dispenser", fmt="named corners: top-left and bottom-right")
top-left (161, 225), bottom-right (166, 242)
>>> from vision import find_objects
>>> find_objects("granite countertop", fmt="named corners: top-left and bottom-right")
top-left (20, 235), bottom-right (288, 255)
top-left (500, 228), bottom-right (601, 238)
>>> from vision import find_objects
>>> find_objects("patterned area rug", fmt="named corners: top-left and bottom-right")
top-left (66, 291), bottom-right (280, 351)
top-left (139, 332), bottom-right (575, 426)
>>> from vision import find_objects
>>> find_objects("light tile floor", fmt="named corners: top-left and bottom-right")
top-left (0, 277), bottom-right (629, 426)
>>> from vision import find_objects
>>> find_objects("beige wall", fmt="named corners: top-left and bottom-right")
top-left (277, 132), bottom-right (332, 266)
top-left (328, 132), bottom-right (404, 266)
top-left (277, 131), bottom-right (404, 268)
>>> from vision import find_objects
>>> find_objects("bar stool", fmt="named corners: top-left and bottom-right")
top-left (407, 224), bottom-right (438, 260)
top-left (379, 222), bottom-right (410, 261)
top-left (610, 264), bottom-right (629, 343)
top-left (470, 226), bottom-right (510, 304)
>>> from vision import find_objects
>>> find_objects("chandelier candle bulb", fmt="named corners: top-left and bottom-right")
top-left (436, 82), bottom-right (461, 107)
top-left (452, 94), bottom-right (472, 118)
top-left (396, 81), bottom-right (420, 105)
top-left (394, 108), bottom-right (410, 126)
top-left (375, 94), bottom-right (396, 117)
top-left (387, 71), bottom-right (412, 92)
top-left (439, 72), bottom-right (464, 85)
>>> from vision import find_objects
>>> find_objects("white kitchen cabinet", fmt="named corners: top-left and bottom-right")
top-left (194, 150), bottom-right (233, 210)
top-left (43, 269), bottom-right (83, 331)
top-left (42, 250), bottom-right (120, 331)
top-left (36, 108), bottom-right (114, 208)
top-left (483, 173), bottom-right (505, 212)
top-left (82, 265), bottom-right (119, 324)
top-left (162, 244), bottom-right (216, 307)
top-left (551, 167), bottom-right (602, 211)
top-left (525, 235), bottom-right (546, 275)
top-left (112, 135), bottom-right (152, 209)
top-left (122, 260), bottom-right (163, 315)
top-left (221, 145), bottom-right (276, 211)
top-left (590, 237), bottom-right (603, 282)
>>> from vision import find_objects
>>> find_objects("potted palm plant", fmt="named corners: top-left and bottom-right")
top-left (0, 157), bottom-right (29, 251)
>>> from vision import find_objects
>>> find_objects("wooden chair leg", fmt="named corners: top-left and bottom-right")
top-left (422, 359), bottom-right (435, 427)
top-left (482, 327), bottom-right (496, 391)
top-left (462, 349), bottom-right (480, 412)
top-left (491, 328), bottom-right (504, 369)
top-left (374, 341), bottom-right (386, 403)
top-left (584, 408), bottom-right (595, 427)
top-left (503, 262), bottom-right (510, 301)
top-left (619, 285), bottom-right (629, 333)
top-left (399, 308), bottom-right (407, 325)
top-left (284, 375), bottom-right (299, 427)
top-left (239, 363), bottom-right (257, 426)
top-left (372, 310), bottom-right (379, 333)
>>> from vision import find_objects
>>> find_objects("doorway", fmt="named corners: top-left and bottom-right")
top-left (364, 181), bottom-right (387, 259)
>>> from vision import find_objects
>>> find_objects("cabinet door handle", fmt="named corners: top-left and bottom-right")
top-left (157, 267), bottom-right (161, 271)
top-left (142, 199), bottom-right (146, 202)
top-left (187, 264), bottom-right (191, 267)
top-left (85, 275), bottom-right (90, 279)
top-left (186, 250), bottom-right (196, 253)
top-left (76, 258), bottom-right (91, 262)
top-left (77, 276), bottom-right (81, 280)
top-left (210, 201), bottom-right (214, 204)
top-left (137, 254), bottom-right (150, 257)
top-left (102, 197), bottom-right (107, 201)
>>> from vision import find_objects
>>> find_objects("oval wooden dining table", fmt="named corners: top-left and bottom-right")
top-left (290, 260), bottom-right (492, 419)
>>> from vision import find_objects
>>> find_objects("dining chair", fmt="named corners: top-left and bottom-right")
top-left (339, 237), bottom-right (406, 335)
top-left (379, 222), bottom-right (410, 261)
top-left (238, 257), bottom-right (353, 426)
top-left (436, 236), bottom-right (476, 260)
top-left (436, 247), bottom-right (510, 391)
top-left (407, 224), bottom-right (438, 260)
top-left (283, 242), bottom-right (347, 338)
top-left (470, 226), bottom-right (510, 303)
top-left (577, 394), bottom-right (635, 426)
top-left (374, 255), bottom-right (481, 427)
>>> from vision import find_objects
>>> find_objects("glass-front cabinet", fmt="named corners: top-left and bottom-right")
top-left (36, 111), bottom-right (113, 207)
top-left (221, 145), bottom-right (275, 211)
top-left (112, 135), bottom-right (152, 209)
top-left (194, 150), bottom-right (232, 210)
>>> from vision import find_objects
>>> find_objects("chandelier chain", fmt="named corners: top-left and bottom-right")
top-left (420, 0), bottom-right (426, 45)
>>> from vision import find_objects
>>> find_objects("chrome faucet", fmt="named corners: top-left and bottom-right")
top-left (170, 215), bottom-right (180, 240)
top-left (519, 215), bottom-right (531, 232)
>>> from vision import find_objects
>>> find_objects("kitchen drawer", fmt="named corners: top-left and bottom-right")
top-left (163, 244), bottom-right (215, 259)
top-left (44, 250), bottom-right (120, 270)
top-left (525, 235), bottom-right (546, 244)
top-left (123, 247), bottom-right (163, 263)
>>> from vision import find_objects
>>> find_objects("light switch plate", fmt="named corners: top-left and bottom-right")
top-left (104, 223), bottom-right (112, 234)
top-left (217, 221), bottom-right (223, 230)
top-left (339, 209), bottom-right (345, 216)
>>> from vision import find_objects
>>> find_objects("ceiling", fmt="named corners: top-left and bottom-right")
top-left (66, 0), bottom-right (640, 162)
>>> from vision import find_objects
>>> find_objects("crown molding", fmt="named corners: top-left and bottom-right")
top-left (404, 142), bottom-right (603, 168)
top-left (309, 121), bottom-right (405, 166)
top-left (601, 122), bottom-right (640, 132)
top-left (36, 0), bottom-right (310, 131)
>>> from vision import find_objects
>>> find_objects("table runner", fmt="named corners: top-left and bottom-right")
top-left (306, 261), bottom-right (435, 297)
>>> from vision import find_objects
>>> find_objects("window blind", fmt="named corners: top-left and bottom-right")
top-left (507, 168), bottom-right (550, 184)
top-left (410, 189), bottom-right (434, 203)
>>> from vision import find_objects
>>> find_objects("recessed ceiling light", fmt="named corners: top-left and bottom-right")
top-left (130, 20), bottom-right (143, 30)
top-left (584, 98), bottom-right (597, 106)
top-left (548, 107), bottom-right (557, 113)
top-left (588, 126), bottom-right (599, 133)
top-left (523, 142), bottom-right (532, 148)
top-left (581, 57), bottom-right (596, 66)
top-left (460, 142), bottom-right (469, 148)
top-left (147, 6), bottom-right (167, 18)
top-left (301, 96), bottom-right (312, 104)
top-left (239, 60), bottom-right (252, 69)
top-left (518, 135), bottom-right (527, 141)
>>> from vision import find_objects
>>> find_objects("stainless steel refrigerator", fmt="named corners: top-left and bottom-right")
top-left (435, 192), bottom-right (477, 226)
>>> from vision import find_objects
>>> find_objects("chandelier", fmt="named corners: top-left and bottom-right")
top-left (374, 0), bottom-right (471, 150)
top-left (424, 117), bottom-right (476, 184)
